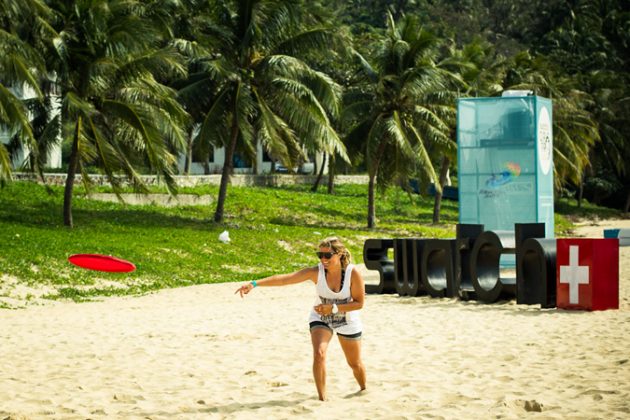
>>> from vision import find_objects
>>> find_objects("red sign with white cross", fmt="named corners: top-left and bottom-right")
top-left (556, 239), bottom-right (619, 311)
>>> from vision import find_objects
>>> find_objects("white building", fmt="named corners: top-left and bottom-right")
top-left (3, 88), bottom-right (325, 175)
top-left (0, 83), bottom-right (62, 169)
top-left (177, 141), bottom-right (325, 175)
top-left (176, 125), bottom-right (325, 175)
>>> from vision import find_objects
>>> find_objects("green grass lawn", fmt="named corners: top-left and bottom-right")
top-left (0, 180), bottom-right (620, 306)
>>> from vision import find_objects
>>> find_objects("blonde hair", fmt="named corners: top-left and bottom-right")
top-left (318, 237), bottom-right (351, 270)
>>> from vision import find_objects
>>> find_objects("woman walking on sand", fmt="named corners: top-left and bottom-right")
top-left (235, 237), bottom-right (366, 401)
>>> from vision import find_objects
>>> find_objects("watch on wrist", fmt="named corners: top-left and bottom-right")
top-left (331, 303), bottom-right (339, 314)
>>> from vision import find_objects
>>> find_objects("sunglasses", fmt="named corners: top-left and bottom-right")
top-left (316, 251), bottom-right (336, 259)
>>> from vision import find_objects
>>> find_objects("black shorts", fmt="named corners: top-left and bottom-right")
top-left (309, 321), bottom-right (362, 340)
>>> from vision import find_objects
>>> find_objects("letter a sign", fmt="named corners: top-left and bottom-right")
top-left (556, 239), bottom-right (619, 311)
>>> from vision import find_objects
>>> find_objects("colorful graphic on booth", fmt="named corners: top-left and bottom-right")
top-left (485, 161), bottom-right (521, 188)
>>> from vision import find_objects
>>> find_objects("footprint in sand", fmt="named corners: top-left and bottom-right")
top-left (494, 397), bottom-right (544, 413)
top-left (522, 400), bottom-right (544, 412)
top-left (113, 394), bottom-right (145, 403)
top-left (579, 388), bottom-right (619, 402)
top-left (514, 399), bottom-right (544, 412)
top-left (268, 381), bottom-right (289, 387)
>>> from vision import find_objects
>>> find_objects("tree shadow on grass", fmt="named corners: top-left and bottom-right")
top-left (0, 199), bottom-right (216, 231)
top-left (267, 204), bottom-right (456, 229)
top-left (74, 207), bottom-right (214, 230)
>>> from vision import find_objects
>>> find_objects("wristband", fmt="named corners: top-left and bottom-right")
top-left (250, 280), bottom-right (257, 288)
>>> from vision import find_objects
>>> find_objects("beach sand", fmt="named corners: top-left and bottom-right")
top-left (1, 221), bottom-right (629, 419)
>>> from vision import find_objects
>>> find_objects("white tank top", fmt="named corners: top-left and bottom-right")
top-left (308, 263), bottom-right (362, 335)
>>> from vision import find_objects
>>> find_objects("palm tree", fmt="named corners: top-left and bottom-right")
top-left (0, 0), bottom-right (49, 185)
top-left (585, 70), bottom-right (630, 211)
top-left (176, 0), bottom-right (347, 223)
top-left (430, 38), bottom-right (507, 223)
top-left (31, 0), bottom-right (190, 227)
top-left (343, 13), bottom-right (455, 228)
top-left (506, 52), bottom-right (600, 195)
top-left (540, 0), bottom-right (630, 210)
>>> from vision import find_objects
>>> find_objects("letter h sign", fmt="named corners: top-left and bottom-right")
top-left (556, 239), bottom-right (619, 310)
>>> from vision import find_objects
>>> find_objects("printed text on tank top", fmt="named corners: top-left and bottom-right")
top-left (324, 269), bottom-right (345, 293)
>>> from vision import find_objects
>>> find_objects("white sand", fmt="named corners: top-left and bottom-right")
top-left (1, 221), bottom-right (629, 419)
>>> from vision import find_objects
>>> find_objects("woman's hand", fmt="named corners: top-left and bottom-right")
top-left (235, 282), bottom-right (254, 298)
top-left (313, 304), bottom-right (333, 316)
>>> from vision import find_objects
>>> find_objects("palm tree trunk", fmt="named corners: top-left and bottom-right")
top-left (432, 155), bottom-right (450, 224)
top-left (368, 172), bottom-right (377, 228)
top-left (214, 111), bottom-right (239, 223)
top-left (63, 117), bottom-right (82, 227)
top-left (367, 142), bottom-right (387, 228)
top-left (184, 131), bottom-right (193, 175)
top-left (327, 154), bottom-right (335, 194)
top-left (311, 153), bottom-right (327, 192)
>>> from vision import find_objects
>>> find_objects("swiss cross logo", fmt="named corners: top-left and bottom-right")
top-left (556, 239), bottom-right (619, 311)
top-left (559, 246), bottom-right (589, 304)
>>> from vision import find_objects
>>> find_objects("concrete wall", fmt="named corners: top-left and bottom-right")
top-left (14, 173), bottom-right (368, 187)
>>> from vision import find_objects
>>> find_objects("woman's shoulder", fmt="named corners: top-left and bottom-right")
top-left (349, 264), bottom-right (363, 280)
top-left (297, 265), bottom-right (320, 275)
top-left (289, 265), bottom-right (321, 284)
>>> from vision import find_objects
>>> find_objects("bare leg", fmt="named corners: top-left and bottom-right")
top-left (338, 336), bottom-right (366, 391)
top-left (310, 327), bottom-right (333, 401)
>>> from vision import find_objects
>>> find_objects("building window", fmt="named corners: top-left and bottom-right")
top-left (233, 152), bottom-right (250, 168)
top-left (192, 147), bottom-right (214, 164)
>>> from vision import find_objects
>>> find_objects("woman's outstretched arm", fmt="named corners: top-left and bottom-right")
top-left (235, 266), bottom-right (318, 297)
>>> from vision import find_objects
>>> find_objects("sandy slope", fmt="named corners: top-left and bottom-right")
top-left (1, 221), bottom-right (628, 419)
